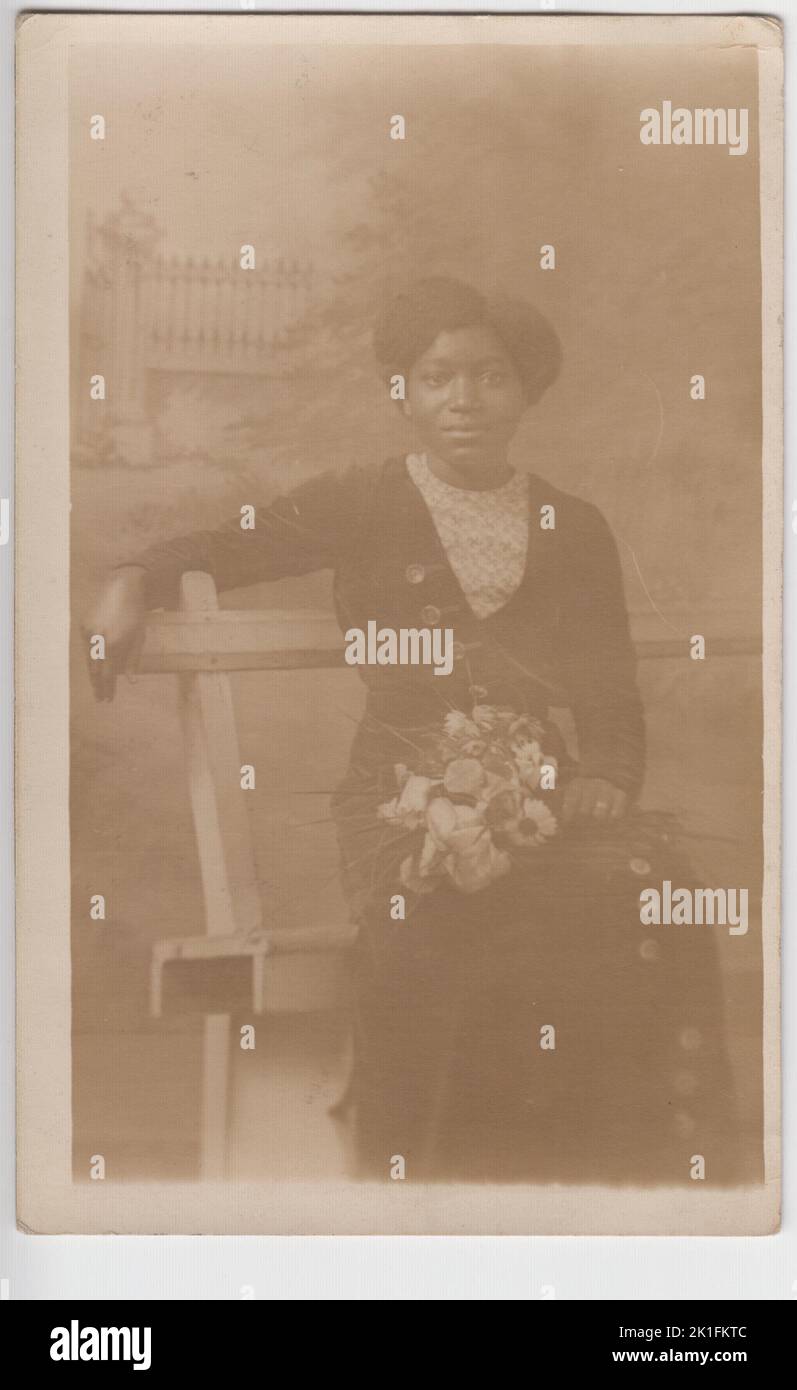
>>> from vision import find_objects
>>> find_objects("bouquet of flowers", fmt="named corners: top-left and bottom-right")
top-left (377, 705), bottom-right (563, 896)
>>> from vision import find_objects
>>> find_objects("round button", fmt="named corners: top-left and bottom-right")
top-left (629, 857), bottom-right (651, 876)
top-left (469, 684), bottom-right (489, 702)
top-left (679, 1026), bottom-right (703, 1051)
top-left (405, 564), bottom-right (425, 584)
top-left (639, 938), bottom-right (660, 962)
top-left (421, 605), bottom-right (442, 624)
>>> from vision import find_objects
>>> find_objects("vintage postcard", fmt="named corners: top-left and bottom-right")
top-left (16, 12), bottom-right (782, 1234)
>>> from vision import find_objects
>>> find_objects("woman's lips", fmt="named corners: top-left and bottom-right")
top-left (442, 426), bottom-right (486, 439)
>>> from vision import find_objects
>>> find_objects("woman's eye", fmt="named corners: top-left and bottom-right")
top-left (481, 372), bottom-right (504, 385)
top-left (423, 375), bottom-right (447, 387)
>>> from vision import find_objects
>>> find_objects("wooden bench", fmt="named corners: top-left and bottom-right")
top-left (140, 572), bottom-right (360, 1177)
top-left (138, 571), bottom-right (761, 1178)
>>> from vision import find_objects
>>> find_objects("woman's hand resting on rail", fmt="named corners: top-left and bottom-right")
top-left (82, 567), bottom-right (149, 702)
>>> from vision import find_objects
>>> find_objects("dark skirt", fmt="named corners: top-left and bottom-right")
top-left (328, 726), bottom-right (747, 1188)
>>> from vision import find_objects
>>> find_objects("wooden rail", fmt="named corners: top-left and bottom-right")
top-left (139, 604), bottom-right (761, 676)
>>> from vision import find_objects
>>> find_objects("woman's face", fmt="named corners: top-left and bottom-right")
top-left (404, 323), bottom-right (528, 480)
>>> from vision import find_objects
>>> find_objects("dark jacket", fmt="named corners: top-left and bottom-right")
top-left (120, 455), bottom-right (646, 797)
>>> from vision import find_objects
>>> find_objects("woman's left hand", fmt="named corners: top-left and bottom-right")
top-left (562, 777), bottom-right (627, 823)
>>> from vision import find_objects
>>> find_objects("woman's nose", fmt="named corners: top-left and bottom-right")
top-left (447, 376), bottom-right (479, 410)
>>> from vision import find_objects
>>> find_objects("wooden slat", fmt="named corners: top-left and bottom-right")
top-left (141, 608), bottom-right (343, 672)
top-left (154, 923), bottom-right (356, 964)
top-left (176, 572), bottom-right (265, 1181)
top-left (177, 578), bottom-right (263, 937)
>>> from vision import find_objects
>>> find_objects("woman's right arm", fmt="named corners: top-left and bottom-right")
top-left (83, 461), bottom-right (377, 701)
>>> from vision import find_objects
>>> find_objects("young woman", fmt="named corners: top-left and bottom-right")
top-left (86, 277), bottom-right (743, 1186)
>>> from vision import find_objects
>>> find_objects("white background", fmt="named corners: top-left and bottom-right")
top-left (1, 0), bottom-right (792, 1300)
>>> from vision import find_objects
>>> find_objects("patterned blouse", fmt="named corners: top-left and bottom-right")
top-left (405, 452), bottom-right (530, 620)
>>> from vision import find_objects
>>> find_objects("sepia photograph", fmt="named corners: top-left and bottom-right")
top-left (16, 12), bottom-right (781, 1235)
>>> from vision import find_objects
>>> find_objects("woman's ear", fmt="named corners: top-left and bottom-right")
top-left (399, 399), bottom-right (413, 420)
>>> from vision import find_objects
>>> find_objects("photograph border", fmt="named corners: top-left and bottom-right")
top-left (15, 10), bottom-right (783, 1236)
